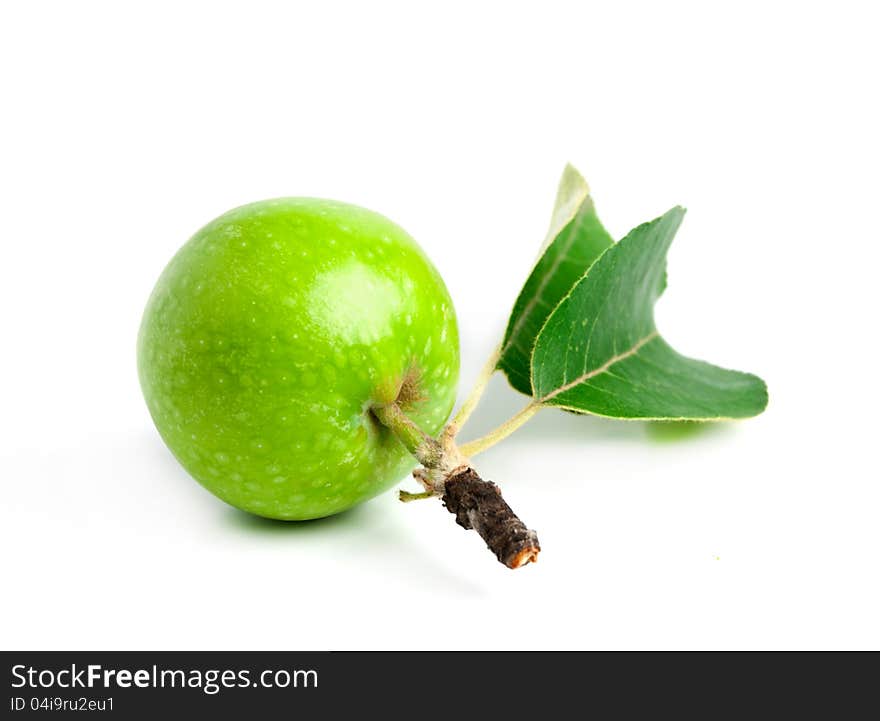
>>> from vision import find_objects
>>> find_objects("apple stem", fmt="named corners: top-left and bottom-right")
top-left (371, 402), bottom-right (443, 468)
top-left (372, 401), bottom-right (540, 569)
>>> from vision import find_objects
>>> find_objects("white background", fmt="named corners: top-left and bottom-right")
top-left (2, 1), bottom-right (878, 650)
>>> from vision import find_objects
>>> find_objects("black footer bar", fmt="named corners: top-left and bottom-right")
top-left (3, 650), bottom-right (877, 717)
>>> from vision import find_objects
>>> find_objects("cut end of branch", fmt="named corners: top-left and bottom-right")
top-left (442, 467), bottom-right (541, 570)
top-left (508, 543), bottom-right (540, 569)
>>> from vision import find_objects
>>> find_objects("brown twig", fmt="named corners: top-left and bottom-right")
top-left (441, 467), bottom-right (540, 569)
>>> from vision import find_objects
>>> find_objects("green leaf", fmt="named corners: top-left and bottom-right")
top-left (530, 207), bottom-right (768, 420)
top-left (498, 164), bottom-right (614, 395)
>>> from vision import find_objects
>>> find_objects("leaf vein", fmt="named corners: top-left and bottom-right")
top-left (538, 331), bottom-right (659, 404)
top-left (500, 218), bottom-right (580, 357)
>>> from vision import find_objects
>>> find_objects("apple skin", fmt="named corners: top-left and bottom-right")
top-left (138, 198), bottom-right (459, 520)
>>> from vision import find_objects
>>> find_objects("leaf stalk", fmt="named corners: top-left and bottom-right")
top-left (458, 401), bottom-right (542, 458)
top-left (446, 343), bottom-right (501, 438)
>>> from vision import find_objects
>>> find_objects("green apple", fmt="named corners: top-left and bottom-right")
top-left (138, 198), bottom-right (459, 520)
